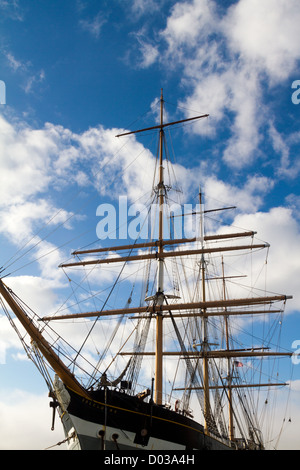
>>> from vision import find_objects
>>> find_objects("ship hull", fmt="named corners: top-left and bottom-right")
top-left (55, 381), bottom-right (230, 450)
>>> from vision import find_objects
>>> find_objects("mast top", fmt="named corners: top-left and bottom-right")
top-left (115, 89), bottom-right (209, 138)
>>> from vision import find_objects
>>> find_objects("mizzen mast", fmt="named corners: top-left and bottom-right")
top-left (198, 188), bottom-right (212, 434)
top-left (154, 88), bottom-right (165, 405)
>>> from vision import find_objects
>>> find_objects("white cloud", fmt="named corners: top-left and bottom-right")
top-left (286, 194), bottom-right (300, 221)
top-left (79, 12), bottom-right (106, 38)
top-left (3, 50), bottom-right (45, 95)
top-left (0, 117), bottom-right (82, 281)
top-left (0, 0), bottom-right (23, 21)
top-left (3, 275), bottom-right (63, 317)
top-left (131, 0), bottom-right (160, 18)
top-left (229, 207), bottom-right (300, 310)
top-left (161, 0), bottom-right (216, 53)
top-left (23, 68), bottom-right (45, 94)
top-left (0, 113), bottom-right (200, 285)
top-left (0, 275), bottom-right (64, 373)
top-left (179, 72), bottom-right (230, 135)
top-left (0, 115), bottom-right (85, 280)
top-left (0, 116), bottom-right (56, 205)
top-left (154, 0), bottom-right (300, 172)
top-left (269, 123), bottom-right (300, 179)
top-left (5, 52), bottom-right (25, 72)
top-left (0, 314), bottom-right (21, 364)
top-left (0, 389), bottom-right (66, 450)
top-left (136, 39), bottom-right (159, 68)
top-left (158, 0), bottom-right (265, 168)
top-left (262, 385), bottom-right (300, 450)
top-left (203, 174), bottom-right (273, 214)
top-left (0, 200), bottom-right (69, 242)
top-left (221, 67), bottom-right (262, 168)
top-left (0, 114), bottom-right (94, 205)
top-left (224, 0), bottom-right (300, 83)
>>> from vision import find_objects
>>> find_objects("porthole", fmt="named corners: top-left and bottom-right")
top-left (97, 429), bottom-right (105, 438)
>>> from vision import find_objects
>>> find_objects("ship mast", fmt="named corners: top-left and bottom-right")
top-left (221, 257), bottom-right (234, 442)
top-left (113, 89), bottom-right (208, 406)
top-left (155, 89), bottom-right (165, 404)
top-left (199, 188), bottom-right (212, 434)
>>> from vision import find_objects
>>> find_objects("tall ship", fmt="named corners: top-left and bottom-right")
top-left (0, 90), bottom-right (293, 450)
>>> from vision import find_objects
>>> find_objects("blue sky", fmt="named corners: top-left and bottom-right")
top-left (0, 0), bottom-right (300, 450)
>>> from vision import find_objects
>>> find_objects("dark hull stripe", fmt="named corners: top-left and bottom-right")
top-left (62, 386), bottom-right (231, 450)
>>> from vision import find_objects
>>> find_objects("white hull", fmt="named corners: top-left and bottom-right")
top-left (62, 412), bottom-right (187, 451)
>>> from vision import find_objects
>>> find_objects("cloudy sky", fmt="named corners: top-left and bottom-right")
top-left (0, 0), bottom-right (300, 450)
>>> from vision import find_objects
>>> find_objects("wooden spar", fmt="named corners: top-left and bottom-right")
top-left (119, 350), bottom-right (292, 358)
top-left (41, 296), bottom-right (291, 321)
top-left (171, 206), bottom-right (236, 218)
top-left (60, 243), bottom-right (268, 268)
top-left (115, 113), bottom-right (209, 138)
top-left (128, 309), bottom-right (283, 319)
top-left (174, 382), bottom-right (288, 391)
top-left (71, 231), bottom-right (257, 256)
top-left (0, 279), bottom-right (90, 398)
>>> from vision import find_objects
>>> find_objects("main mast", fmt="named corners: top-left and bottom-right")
top-left (112, 89), bottom-right (209, 406)
top-left (155, 89), bottom-right (165, 404)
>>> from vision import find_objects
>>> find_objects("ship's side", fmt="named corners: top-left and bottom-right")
top-left (54, 379), bottom-right (231, 451)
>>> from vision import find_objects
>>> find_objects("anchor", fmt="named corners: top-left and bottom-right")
top-left (49, 397), bottom-right (59, 431)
